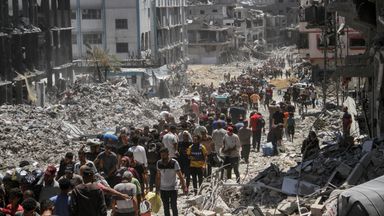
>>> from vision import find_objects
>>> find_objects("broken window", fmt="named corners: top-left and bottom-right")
top-left (350, 38), bottom-right (365, 47)
top-left (83, 33), bottom-right (102, 45)
top-left (82, 9), bottom-right (101, 19)
top-left (200, 10), bottom-right (205, 15)
top-left (246, 20), bottom-right (251, 28)
top-left (298, 33), bottom-right (309, 49)
top-left (116, 43), bottom-right (129, 53)
top-left (115, 19), bottom-right (128, 29)
top-left (212, 9), bottom-right (218, 13)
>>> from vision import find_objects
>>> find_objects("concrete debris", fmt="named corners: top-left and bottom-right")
top-left (281, 177), bottom-right (320, 196)
top-left (0, 78), bottom-right (179, 169)
top-left (277, 198), bottom-right (298, 215)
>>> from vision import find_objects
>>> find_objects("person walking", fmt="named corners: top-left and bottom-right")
top-left (50, 178), bottom-right (71, 216)
top-left (287, 113), bottom-right (295, 142)
top-left (70, 166), bottom-right (107, 216)
top-left (221, 127), bottom-right (241, 183)
top-left (342, 106), bottom-right (352, 137)
top-left (238, 121), bottom-right (252, 163)
top-left (272, 106), bottom-right (285, 152)
top-left (187, 135), bottom-right (207, 195)
top-left (94, 144), bottom-right (118, 187)
top-left (250, 112), bottom-right (265, 152)
top-left (212, 122), bottom-right (227, 154)
top-left (177, 131), bottom-right (192, 189)
top-left (162, 125), bottom-right (179, 159)
top-left (112, 171), bottom-right (138, 216)
top-left (156, 148), bottom-right (187, 216)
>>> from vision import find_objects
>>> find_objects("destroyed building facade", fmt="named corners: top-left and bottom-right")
top-left (186, 0), bottom-right (268, 64)
top-left (242, 0), bottom-right (300, 48)
top-left (233, 6), bottom-right (265, 48)
top-left (0, 0), bottom-right (73, 105)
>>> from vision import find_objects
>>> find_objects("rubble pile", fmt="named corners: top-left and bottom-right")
top-left (61, 79), bottom-right (162, 134)
top-left (0, 105), bottom-right (81, 169)
top-left (0, 79), bottom-right (171, 170)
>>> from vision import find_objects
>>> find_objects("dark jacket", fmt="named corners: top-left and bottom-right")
top-left (70, 183), bottom-right (107, 216)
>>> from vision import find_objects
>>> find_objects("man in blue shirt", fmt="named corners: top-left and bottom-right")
top-left (50, 178), bottom-right (71, 216)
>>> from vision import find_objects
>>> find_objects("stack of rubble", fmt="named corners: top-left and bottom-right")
top-left (0, 79), bottom-right (170, 170)
top-left (61, 79), bottom-right (162, 134)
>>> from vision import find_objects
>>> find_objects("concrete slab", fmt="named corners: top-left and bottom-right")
top-left (282, 177), bottom-right (320, 196)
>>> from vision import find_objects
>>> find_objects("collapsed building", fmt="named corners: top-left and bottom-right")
top-left (233, 6), bottom-right (265, 48)
top-left (186, 0), bottom-right (236, 64)
top-left (241, 0), bottom-right (300, 49)
top-left (0, 0), bottom-right (73, 105)
top-left (187, 0), bottom-right (270, 64)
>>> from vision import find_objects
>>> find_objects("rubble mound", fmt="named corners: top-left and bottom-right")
top-left (0, 79), bottom-right (164, 170)
top-left (62, 80), bottom-right (161, 133)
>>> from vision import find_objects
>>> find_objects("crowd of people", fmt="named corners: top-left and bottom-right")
top-left (0, 57), bottom-right (336, 216)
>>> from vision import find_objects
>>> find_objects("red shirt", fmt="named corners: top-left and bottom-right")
top-left (250, 113), bottom-right (261, 131)
top-left (0, 204), bottom-right (23, 215)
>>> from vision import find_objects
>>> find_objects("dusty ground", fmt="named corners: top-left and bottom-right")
top-left (187, 64), bottom-right (244, 87)
top-left (269, 77), bottom-right (298, 89)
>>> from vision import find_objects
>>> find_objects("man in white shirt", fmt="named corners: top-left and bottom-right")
top-left (221, 127), bottom-right (241, 183)
top-left (162, 125), bottom-right (179, 158)
top-left (128, 136), bottom-right (148, 167)
top-left (74, 149), bottom-right (98, 175)
top-left (112, 171), bottom-right (138, 216)
top-left (212, 122), bottom-right (227, 155)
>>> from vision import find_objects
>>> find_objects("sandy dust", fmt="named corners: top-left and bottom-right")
top-left (187, 64), bottom-right (243, 87)
top-left (270, 77), bottom-right (298, 89)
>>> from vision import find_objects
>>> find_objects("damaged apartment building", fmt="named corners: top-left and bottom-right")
top-left (242, 0), bottom-right (300, 49)
top-left (186, 0), bottom-right (267, 64)
top-left (0, 0), bottom-right (73, 105)
top-left (70, 0), bottom-right (187, 94)
top-left (300, 0), bottom-right (384, 138)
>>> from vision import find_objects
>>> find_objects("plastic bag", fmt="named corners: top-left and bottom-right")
top-left (140, 200), bottom-right (151, 216)
top-left (145, 192), bottom-right (162, 213)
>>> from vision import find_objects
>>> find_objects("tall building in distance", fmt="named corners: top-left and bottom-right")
top-left (70, 0), bottom-right (151, 61)
top-left (70, 0), bottom-right (187, 67)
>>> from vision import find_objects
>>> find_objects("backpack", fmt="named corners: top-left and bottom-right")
top-left (256, 117), bottom-right (265, 129)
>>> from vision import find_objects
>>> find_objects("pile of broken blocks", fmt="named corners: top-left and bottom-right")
top-left (184, 130), bottom-right (384, 215)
